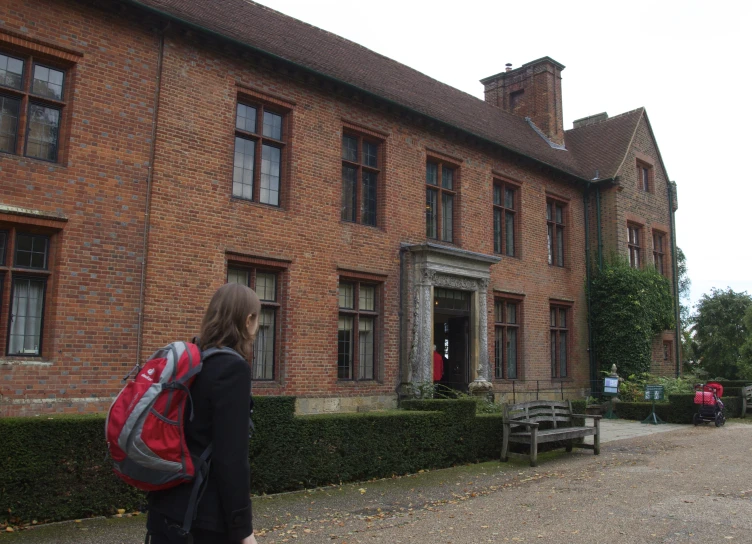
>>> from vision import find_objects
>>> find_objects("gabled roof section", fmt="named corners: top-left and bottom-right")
top-left (129, 0), bottom-right (590, 179)
top-left (565, 108), bottom-right (644, 181)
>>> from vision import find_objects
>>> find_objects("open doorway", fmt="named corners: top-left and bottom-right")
top-left (433, 288), bottom-right (471, 393)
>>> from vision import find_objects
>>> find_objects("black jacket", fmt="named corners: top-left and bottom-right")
top-left (148, 350), bottom-right (253, 541)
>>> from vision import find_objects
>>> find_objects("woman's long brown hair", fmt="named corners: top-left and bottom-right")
top-left (199, 283), bottom-right (261, 361)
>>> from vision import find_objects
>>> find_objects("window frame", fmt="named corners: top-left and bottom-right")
top-left (425, 159), bottom-right (458, 243)
top-left (663, 340), bottom-right (673, 366)
top-left (493, 179), bottom-right (519, 257)
top-left (0, 50), bottom-right (68, 163)
top-left (494, 297), bottom-right (522, 380)
top-left (337, 279), bottom-right (379, 381)
top-left (225, 264), bottom-right (281, 381)
top-left (637, 160), bottom-right (653, 193)
top-left (550, 303), bottom-right (570, 379)
top-left (652, 230), bottom-right (666, 276)
top-left (1, 228), bottom-right (53, 357)
top-left (546, 198), bottom-right (567, 267)
top-left (232, 99), bottom-right (288, 207)
top-left (628, 223), bottom-right (643, 269)
top-left (341, 131), bottom-right (381, 227)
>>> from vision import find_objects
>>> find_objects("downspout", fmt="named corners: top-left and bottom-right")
top-left (397, 244), bottom-right (409, 400)
top-left (136, 27), bottom-right (167, 366)
top-left (584, 183), bottom-right (596, 390)
top-left (667, 182), bottom-right (681, 377)
top-left (596, 185), bottom-right (603, 272)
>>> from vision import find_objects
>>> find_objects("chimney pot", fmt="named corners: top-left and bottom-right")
top-left (505, 63), bottom-right (512, 72)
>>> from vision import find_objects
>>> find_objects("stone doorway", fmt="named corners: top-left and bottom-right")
top-left (401, 243), bottom-right (500, 396)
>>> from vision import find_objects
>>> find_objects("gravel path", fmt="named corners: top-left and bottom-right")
top-left (3, 421), bottom-right (750, 544)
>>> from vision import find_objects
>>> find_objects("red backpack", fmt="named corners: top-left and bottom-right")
top-left (105, 342), bottom-right (237, 490)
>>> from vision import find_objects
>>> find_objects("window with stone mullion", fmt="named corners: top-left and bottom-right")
top-left (494, 299), bottom-right (519, 380)
top-left (233, 102), bottom-right (284, 206)
top-left (653, 231), bottom-right (665, 275)
top-left (226, 265), bottom-right (279, 380)
top-left (0, 51), bottom-right (66, 161)
top-left (546, 200), bottom-right (565, 267)
top-left (341, 134), bottom-right (379, 226)
top-left (338, 281), bottom-right (377, 381)
top-left (550, 305), bottom-right (569, 378)
top-left (2, 229), bottom-right (51, 357)
top-left (628, 224), bottom-right (642, 268)
top-left (493, 182), bottom-right (516, 256)
top-left (426, 161), bottom-right (455, 243)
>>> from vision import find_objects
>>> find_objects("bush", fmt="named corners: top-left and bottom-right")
top-left (1, 397), bottom-right (500, 524)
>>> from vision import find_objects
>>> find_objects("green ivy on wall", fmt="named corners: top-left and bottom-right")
top-left (590, 257), bottom-right (675, 376)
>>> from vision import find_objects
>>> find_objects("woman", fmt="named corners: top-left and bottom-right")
top-left (147, 283), bottom-right (260, 544)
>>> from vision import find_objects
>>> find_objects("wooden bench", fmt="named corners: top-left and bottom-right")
top-left (502, 400), bottom-right (601, 467)
top-left (742, 385), bottom-right (752, 418)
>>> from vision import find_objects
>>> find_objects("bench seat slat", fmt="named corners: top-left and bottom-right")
top-left (507, 415), bottom-right (574, 426)
top-left (506, 427), bottom-right (597, 443)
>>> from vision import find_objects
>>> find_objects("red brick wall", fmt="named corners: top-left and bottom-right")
top-left (1, 1), bottom-right (599, 414)
top-left (0, 0), bottom-right (159, 415)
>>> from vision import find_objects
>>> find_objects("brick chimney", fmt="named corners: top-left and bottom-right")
top-left (481, 57), bottom-right (566, 146)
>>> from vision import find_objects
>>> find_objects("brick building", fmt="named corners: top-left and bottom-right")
top-left (0, 0), bottom-right (680, 416)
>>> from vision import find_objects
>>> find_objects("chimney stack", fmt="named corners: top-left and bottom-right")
top-left (481, 57), bottom-right (566, 146)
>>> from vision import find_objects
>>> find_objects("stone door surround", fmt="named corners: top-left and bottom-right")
top-left (405, 243), bottom-right (500, 393)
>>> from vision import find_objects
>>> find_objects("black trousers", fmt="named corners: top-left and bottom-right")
top-left (146, 510), bottom-right (231, 544)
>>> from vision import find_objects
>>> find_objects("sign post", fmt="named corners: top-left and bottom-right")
top-left (602, 376), bottom-right (620, 419)
top-left (641, 385), bottom-right (666, 425)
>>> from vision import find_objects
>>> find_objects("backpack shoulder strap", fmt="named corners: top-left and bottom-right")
top-left (201, 346), bottom-right (244, 361)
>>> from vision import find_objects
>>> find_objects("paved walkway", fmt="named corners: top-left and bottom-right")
top-left (3, 419), bottom-right (744, 544)
top-left (588, 418), bottom-right (685, 444)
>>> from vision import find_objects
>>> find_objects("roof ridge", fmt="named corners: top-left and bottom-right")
top-left (565, 107), bottom-right (644, 133)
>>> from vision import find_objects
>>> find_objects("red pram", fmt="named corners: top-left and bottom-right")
top-left (693, 382), bottom-right (725, 427)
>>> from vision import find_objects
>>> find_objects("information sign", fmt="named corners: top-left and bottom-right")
top-left (644, 385), bottom-right (665, 401)
top-left (603, 377), bottom-right (619, 396)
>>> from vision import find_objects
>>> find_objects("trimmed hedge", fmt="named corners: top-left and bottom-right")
top-left (0, 414), bottom-right (143, 525)
top-left (9, 392), bottom-right (742, 525)
top-left (0, 397), bottom-right (501, 524)
top-left (612, 394), bottom-right (742, 423)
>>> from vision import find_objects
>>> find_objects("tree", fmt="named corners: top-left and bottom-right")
top-left (738, 306), bottom-right (752, 380)
top-left (677, 247), bottom-right (691, 326)
top-left (692, 288), bottom-right (752, 379)
top-left (676, 247), bottom-right (696, 370)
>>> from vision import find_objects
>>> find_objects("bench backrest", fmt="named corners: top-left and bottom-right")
top-left (503, 400), bottom-right (574, 429)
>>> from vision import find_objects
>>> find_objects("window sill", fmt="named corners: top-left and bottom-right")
top-left (0, 358), bottom-right (53, 366)
top-left (230, 196), bottom-right (285, 211)
top-left (340, 220), bottom-right (383, 232)
top-left (0, 150), bottom-right (66, 168)
top-left (337, 379), bottom-right (380, 385)
top-left (551, 377), bottom-right (573, 382)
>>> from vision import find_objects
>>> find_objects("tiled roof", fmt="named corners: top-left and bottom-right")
top-left (130, 0), bottom-right (638, 181)
top-left (565, 108), bottom-right (644, 181)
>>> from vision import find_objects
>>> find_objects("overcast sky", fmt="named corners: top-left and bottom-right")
top-left (256, 0), bottom-right (751, 311)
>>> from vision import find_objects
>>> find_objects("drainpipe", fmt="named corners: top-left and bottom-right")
top-left (136, 27), bottom-right (167, 367)
top-left (397, 245), bottom-right (408, 399)
top-left (584, 183), bottom-right (596, 391)
top-left (596, 185), bottom-right (603, 272)
top-left (667, 182), bottom-right (681, 377)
